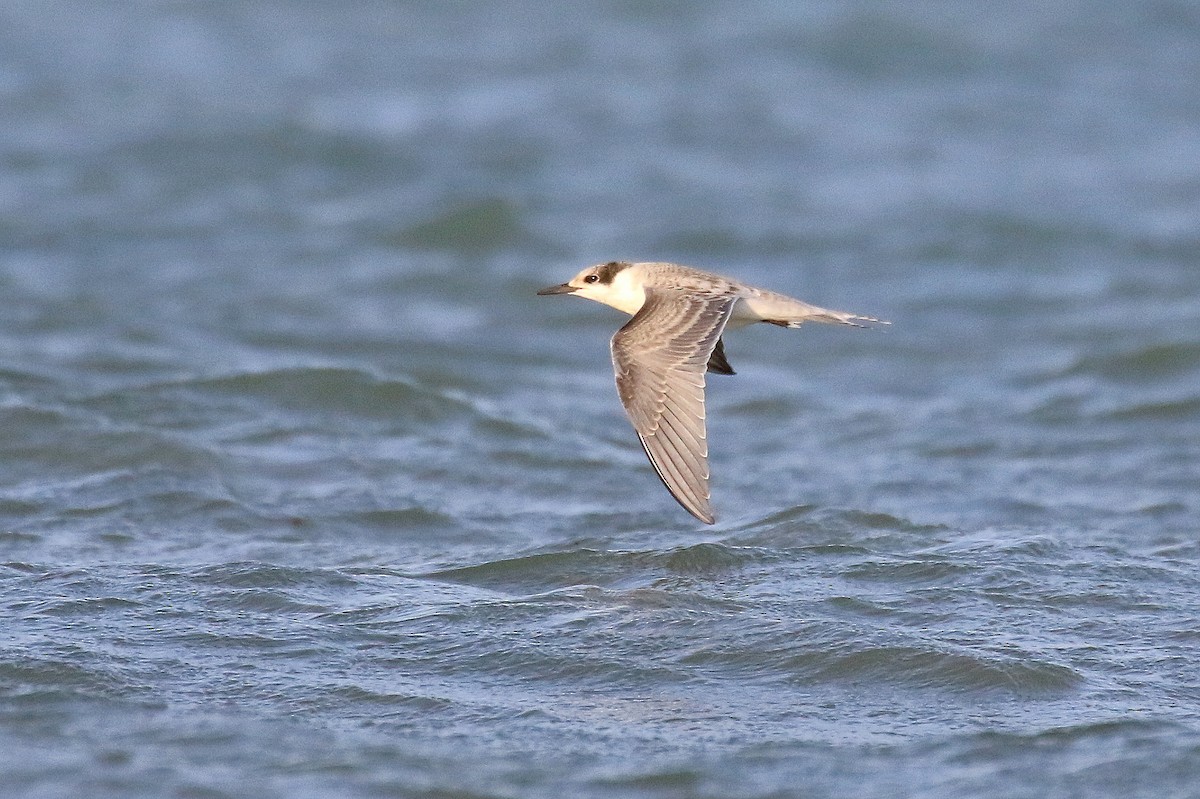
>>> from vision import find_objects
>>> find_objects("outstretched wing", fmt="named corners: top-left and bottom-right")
top-left (610, 290), bottom-right (738, 524)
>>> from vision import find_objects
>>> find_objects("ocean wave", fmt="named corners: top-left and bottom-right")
top-left (426, 542), bottom-right (763, 596)
top-left (1066, 340), bottom-right (1200, 383)
top-left (1104, 396), bottom-right (1200, 421)
top-left (730, 505), bottom-right (950, 550)
top-left (89, 366), bottom-right (479, 427)
top-left (681, 630), bottom-right (1082, 694)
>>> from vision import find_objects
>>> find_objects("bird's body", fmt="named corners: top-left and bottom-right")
top-left (537, 261), bottom-right (884, 524)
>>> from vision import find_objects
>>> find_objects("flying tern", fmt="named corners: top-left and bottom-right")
top-left (538, 260), bottom-right (885, 524)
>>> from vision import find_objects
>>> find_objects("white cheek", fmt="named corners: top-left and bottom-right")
top-left (610, 272), bottom-right (646, 313)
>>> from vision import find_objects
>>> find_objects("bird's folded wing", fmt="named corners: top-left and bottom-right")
top-left (610, 290), bottom-right (738, 524)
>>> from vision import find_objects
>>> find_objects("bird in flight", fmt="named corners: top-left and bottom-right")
top-left (538, 261), bottom-right (885, 524)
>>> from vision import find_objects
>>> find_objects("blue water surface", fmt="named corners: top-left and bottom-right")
top-left (2, 3), bottom-right (1199, 797)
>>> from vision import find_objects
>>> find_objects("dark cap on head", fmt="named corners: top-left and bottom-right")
top-left (593, 261), bottom-right (630, 285)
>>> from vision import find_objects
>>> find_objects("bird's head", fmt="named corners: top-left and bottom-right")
top-left (536, 261), bottom-right (643, 314)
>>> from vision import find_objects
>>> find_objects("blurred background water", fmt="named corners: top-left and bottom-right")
top-left (2, 2), bottom-right (1200, 797)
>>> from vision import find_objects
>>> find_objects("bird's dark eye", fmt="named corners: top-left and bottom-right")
top-left (584, 274), bottom-right (599, 283)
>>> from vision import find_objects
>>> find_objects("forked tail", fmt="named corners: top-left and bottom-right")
top-left (753, 293), bottom-right (889, 329)
top-left (766, 307), bottom-right (889, 329)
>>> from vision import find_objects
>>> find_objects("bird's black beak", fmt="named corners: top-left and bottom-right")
top-left (536, 283), bottom-right (577, 295)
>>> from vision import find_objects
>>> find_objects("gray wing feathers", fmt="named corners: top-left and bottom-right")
top-left (611, 291), bottom-right (737, 524)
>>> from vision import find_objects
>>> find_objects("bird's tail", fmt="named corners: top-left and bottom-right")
top-left (746, 290), bottom-right (889, 329)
